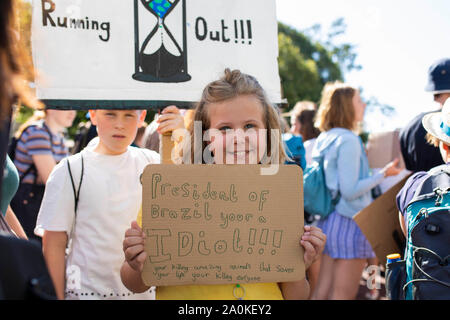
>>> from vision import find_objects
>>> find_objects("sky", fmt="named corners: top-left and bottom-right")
top-left (276, 0), bottom-right (450, 132)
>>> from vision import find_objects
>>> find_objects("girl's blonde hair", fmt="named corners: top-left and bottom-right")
top-left (315, 81), bottom-right (357, 132)
top-left (187, 69), bottom-right (287, 164)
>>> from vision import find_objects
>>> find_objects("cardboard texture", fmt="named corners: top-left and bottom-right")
top-left (367, 130), bottom-right (405, 169)
top-left (160, 134), bottom-right (175, 164)
top-left (141, 164), bottom-right (305, 286)
top-left (353, 175), bottom-right (411, 266)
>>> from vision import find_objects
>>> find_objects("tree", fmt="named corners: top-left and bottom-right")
top-left (278, 19), bottom-right (361, 109)
top-left (278, 33), bottom-right (322, 105)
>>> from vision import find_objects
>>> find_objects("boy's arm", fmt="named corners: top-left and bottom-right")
top-left (120, 221), bottom-right (151, 293)
top-left (42, 231), bottom-right (68, 300)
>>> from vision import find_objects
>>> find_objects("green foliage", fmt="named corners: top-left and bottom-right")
top-left (278, 19), bottom-right (362, 110)
top-left (13, 105), bottom-right (34, 125)
top-left (69, 111), bottom-right (89, 139)
top-left (278, 33), bottom-right (322, 105)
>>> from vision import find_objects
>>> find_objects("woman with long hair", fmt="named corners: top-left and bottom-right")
top-left (0, 0), bottom-right (42, 236)
top-left (310, 82), bottom-right (401, 300)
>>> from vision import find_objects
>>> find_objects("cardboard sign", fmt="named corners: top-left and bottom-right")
top-left (141, 164), bottom-right (305, 286)
top-left (353, 175), bottom-right (411, 266)
top-left (32, 0), bottom-right (281, 109)
top-left (367, 130), bottom-right (405, 169)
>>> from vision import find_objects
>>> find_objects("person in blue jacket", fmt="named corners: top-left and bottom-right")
top-left (310, 82), bottom-right (402, 300)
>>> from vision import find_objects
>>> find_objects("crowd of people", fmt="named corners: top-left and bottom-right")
top-left (1, 0), bottom-right (449, 300)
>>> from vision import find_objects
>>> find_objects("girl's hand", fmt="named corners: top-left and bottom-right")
top-left (123, 221), bottom-right (147, 272)
top-left (157, 105), bottom-right (185, 135)
top-left (301, 225), bottom-right (326, 270)
top-left (383, 158), bottom-right (402, 177)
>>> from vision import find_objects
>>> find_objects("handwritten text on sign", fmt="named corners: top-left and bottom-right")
top-left (141, 165), bottom-right (305, 286)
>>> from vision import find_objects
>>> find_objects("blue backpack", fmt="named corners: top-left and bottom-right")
top-left (303, 136), bottom-right (341, 219)
top-left (303, 159), bottom-right (337, 218)
top-left (283, 133), bottom-right (307, 170)
top-left (386, 165), bottom-right (450, 300)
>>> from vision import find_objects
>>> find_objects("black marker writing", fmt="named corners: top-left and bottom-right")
top-left (41, 0), bottom-right (110, 42)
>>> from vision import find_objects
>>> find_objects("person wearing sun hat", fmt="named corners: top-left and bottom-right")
top-left (396, 97), bottom-right (450, 236)
top-left (399, 58), bottom-right (450, 172)
top-left (423, 98), bottom-right (450, 147)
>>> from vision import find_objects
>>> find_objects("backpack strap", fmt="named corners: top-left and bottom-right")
top-left (403, 247), bottom-right (450, 293)
top-left (428, 164), bottom-right (450, 176)
top-left (41, 122), bottom-right (54, 149)
top-left (64, 154), bottom-right (84, 252)
top-left (66, 154), bottom-right (84, 216)
top-left (409, 164), bottom-right (450, 205)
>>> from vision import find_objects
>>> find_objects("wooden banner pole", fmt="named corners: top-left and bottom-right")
top-left (160, 132), bottom-right (175, 164)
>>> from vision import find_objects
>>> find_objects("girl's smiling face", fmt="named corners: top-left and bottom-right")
top-left (207, 94), bottom-right (267, 164)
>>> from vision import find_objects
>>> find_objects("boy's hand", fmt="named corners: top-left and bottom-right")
top-left (123, 221), bottom-right (147, 272)
top-left (157, 105), bottom-right (185, 135)
top-left (300, 225), bottom-right (326, 270)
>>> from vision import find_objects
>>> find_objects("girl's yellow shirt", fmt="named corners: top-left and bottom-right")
top-left (136, 208), bottom-right (284, 300)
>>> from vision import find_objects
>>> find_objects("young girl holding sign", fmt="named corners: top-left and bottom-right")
top-left (120, 69), bottom-right (326, 300)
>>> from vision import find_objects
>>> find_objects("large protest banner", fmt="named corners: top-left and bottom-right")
top-left (32, 0), bottom-right (282, 109)
top-left (141, 164), bottom-right (305, 286)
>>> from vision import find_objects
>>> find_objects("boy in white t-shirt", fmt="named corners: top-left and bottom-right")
top-left (35, 109), bottom-right (163, 300)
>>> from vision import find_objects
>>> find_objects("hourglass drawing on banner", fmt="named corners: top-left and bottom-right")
top-left (133, 0), bottom-right (191, 83)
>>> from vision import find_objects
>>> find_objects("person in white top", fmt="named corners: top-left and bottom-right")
top-left (35, 107), bottom-right (182, 300)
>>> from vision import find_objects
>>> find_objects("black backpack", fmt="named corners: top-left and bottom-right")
top-left (386, 165), bottom-right (450, 300)
top-left (0, 234), bottom-right (56, 299)
top-left (0, 155), bottom-right (84, 300)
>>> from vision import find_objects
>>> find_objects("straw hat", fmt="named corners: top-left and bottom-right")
top-left (422, 98), bottom-right (450, 145)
